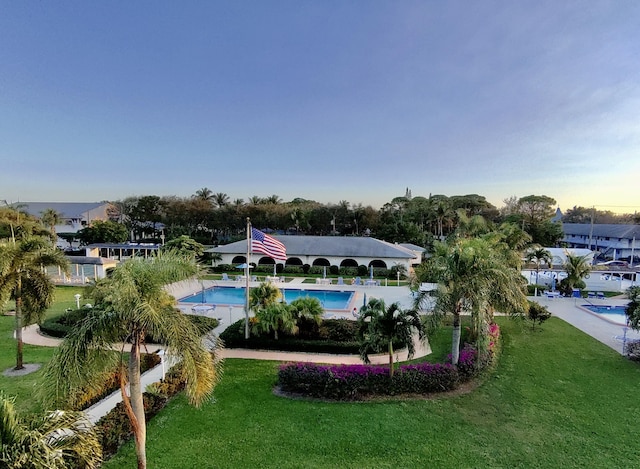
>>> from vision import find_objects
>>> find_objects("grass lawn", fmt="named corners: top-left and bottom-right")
top-left (0, 286), bottom-right (86, 414)
top-left (104, 318), bottom-right (640, 468)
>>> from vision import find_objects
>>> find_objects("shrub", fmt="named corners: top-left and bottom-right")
top-left (527, 301), bottom-right (551, 330)
top-left (277, 361), bottom-right (460, 400)
top-left (624, 340), bottom-right (640, 361)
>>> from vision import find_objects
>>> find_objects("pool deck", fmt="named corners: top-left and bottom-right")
top-left (530, 295), bottom-right (639, 354)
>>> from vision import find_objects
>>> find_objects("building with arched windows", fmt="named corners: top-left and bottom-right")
top-left (208, 236), bottom-right (424, 272)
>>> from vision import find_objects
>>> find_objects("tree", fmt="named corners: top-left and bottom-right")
top-left (358, 299), bottom-right (424, 377)
top-left (193, 187), bottom-right (213, 201)
top-left (162, 235), bottom-right (205, 258)
top-left (252, 303), bottom-right (296, 340)
top-left (0, 393), bottom-right (102, 469)
top-left (625, 286), bottom-right (640, 329)
top-left (0, 236), bottom-right (69, 370)
top-left (415, 236), bottom-right (527, 364)
top-left (43, 252), bottom-right (221, 469)
top-left (525, 246), bottom-right (553, 296)
top-left (76, 220), bottom-right (129, 245)
top-left (40, 208), bottom-right (62, 240)
top-left (249, 281), bottom-right (282, 310)
top-left (558, 253), bottom-right (591, 296)
top-left (288, 296), bottom-right (324, 324)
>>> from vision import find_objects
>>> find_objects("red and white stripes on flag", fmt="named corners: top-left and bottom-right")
top-left (251, 227), bottom-right (287, 261)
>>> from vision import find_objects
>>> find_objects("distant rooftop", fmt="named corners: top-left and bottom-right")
top-left (10, 202), bottom-right (110, 220)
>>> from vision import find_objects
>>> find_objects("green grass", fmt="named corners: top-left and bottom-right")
top-left (0, 286), bottom-right (86, 413)
top-left (103, 318), bottom-right (640, 468)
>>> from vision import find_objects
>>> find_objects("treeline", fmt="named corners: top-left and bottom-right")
top-left (107, 191), bottom-right (565, 247)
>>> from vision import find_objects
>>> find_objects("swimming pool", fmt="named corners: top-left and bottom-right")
top-left (180, 287), bottom-right (354, 311)
top-left (581, 304), bottom-right (628, 324)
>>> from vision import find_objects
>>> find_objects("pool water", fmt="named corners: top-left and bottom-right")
top-left (180, 287), bottom-right (354, 310)
top-left (581, 304), bottom-right (628, 323)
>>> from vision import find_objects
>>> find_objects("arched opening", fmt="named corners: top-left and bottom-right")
top-left (312, 258), bottom-right (330, 267)
top-left (340, 259), bottom-right (358, 268)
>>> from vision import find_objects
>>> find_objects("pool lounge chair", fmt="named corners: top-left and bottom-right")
top-left (337, 277), bottom-right (344, 285)
top-left (221, 273), bottom-right (230, 281)
top-left (353, 277), bottom-right (362, 286)
top-left (596, 292), bottom-right (605, 300)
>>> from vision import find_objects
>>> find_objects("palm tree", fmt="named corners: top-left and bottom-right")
top-left (249, 281), bottom-right (282, 310)
top-left (42, 252), bottom-right (221, 469)
top-left (358, 298), bottom-right (424, 377)
top-left (0, 393), bottom-right (102, 469)
top-left (525, 246), bottom-right (553, 296)
top-left (40, 208), bottom-right (62, 241)
top-left (193, 187), bottom-right (213, 201)
top-left (415, 237), bottom-right (527, 364)
top-left (252, 303), bottom-right (296, 340)
top-left (559, 253), bottom-right (591, 296)
top-left (288, 296), bottom-right (324, 324)
top-left (0, 236), bottom-right (69, 370)
top-left (212, 192), bottom-right (230, 208)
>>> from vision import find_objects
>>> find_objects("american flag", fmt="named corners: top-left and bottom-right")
top-left (251, 227), bottom-right (287, 261)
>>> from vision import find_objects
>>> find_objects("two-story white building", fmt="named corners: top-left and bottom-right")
top-left (562, 223), bottom-right (640, 263)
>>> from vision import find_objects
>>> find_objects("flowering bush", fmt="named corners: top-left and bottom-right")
top-left (278, 360), bottom-right (460, 400)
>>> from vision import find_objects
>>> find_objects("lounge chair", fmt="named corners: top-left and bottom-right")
top-left (337, 277), bottom-right (344, 285)
top-left (221, 273), bottom-right (230, 281)
top-left (597, 292), bottom-right (605, 300)
top-left (354, 277), bottom-right (362, 286)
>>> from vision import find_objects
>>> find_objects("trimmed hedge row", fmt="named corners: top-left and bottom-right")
top-left (277, 330), bottom-right (495, 401)
top-left (220, 318), bottom-right (363, 354)
top-left (40, 308), bottom-right (219, 340)
top-left (95, 365), bottom-right (186, 459)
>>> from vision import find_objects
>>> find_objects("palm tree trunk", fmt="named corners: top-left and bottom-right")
top-left (14, 277), bottom-right (24, 370)
top-left (129, 335), bottom-right (147, 469)
top-left (388, 341), bottom-right (394, 377)
top-left (451, 309), bottom-right (461, 365)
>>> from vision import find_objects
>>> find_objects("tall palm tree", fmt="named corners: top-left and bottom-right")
top-left (212, 192), bottom-right (230, 208)
top-left (358, 299), bottom-right (424, 377)
top-left (42, 252), bottom-right (221, 469)
top-left (525, 246), bottom-right (553, 295)
top-left (0, 393), bottom-right (102, 469)
top-left (193, 187), bottom-right (213, 201)
top-left (0, 236), bottom-right (69, 370)
top-left (415, 237), bottom-right (527, 364)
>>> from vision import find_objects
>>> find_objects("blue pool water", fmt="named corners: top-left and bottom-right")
top-left (180, 287), bottom-right (354, 310)
top-left (582, 304), bottom-right (627, 321)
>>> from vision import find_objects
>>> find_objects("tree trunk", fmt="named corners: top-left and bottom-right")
top-left (451, 310), bottom-right (461, 365)
top-left (14, 277), bottom-right (24, 370)
top-left (388, 341), bottom-right (394, 377)
top-left (129, 334), bottom-right (147, 469)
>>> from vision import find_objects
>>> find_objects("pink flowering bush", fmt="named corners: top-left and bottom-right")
top-left (278, 361), bottom-right (460, 400)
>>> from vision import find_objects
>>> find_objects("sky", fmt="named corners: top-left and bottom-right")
top-left (1, 1), bottom-right (639, 213)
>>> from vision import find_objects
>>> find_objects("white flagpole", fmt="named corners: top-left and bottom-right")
top-left (245, 218), bottom-right (251, 339)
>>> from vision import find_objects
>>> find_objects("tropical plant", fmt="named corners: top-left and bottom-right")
top-left (40, 208), bottom-right (62, 240)
top-left (527, 301), bottom-right (552, 331)
top-left (357, 298), bottom-right (424, 377)
top-left (76, 220), bottom-right (129, 245)
top-left (252, 303), bottom-right (296, 340)
top-left (0, 236), bottom-right (69, 370)
top-left (288, 296), bottom-right (324, 324)
top-left (0, 393), bottom-right (102, 469)
top-left (162, 235), bottom-right (205, 258)
top-left (249, 281), bottom-right (282, 310)
top-left (414, 236), bottom-right (528, 364)
top-left (42, 252), bottom-right (221, 469)
top-left (525, 246), bottom-right (553, 296)
top-left (625, 286), bottom-right (640, 330)
top-left (558, 253), bottom-right (591, 296)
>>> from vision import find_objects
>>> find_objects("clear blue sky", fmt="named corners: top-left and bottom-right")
top-left (1, 1), bottom-right (639, 213)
